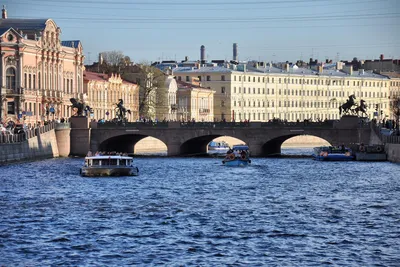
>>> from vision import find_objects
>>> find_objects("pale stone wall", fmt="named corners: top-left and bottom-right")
top-left (0, 129), bottom-right (59, 164)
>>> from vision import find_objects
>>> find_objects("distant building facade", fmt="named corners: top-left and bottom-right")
top-left (173, 62), bottom-right (391, 122)
top-left (0, 7), bottom-right (85, 124)
top-left (83, 71), bottom-right (139, 121)
top-left (176, 80), bottom-right (215, 122)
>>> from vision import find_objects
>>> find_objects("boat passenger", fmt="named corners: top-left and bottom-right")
top-left (87, 151), bottom-right (93, 157)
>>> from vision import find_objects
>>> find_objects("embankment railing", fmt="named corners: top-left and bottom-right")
top-left (0, 121), bottom-right (56, 144)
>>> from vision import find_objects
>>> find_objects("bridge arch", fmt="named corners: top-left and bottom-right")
top-left (262, 134), bottom-right (331, 156)
top-left (180, 135), bottom-right (246, 156)
top-left (96, 134), bottom-right (167, 155)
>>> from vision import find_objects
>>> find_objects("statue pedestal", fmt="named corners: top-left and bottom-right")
top-left (334, 115), bottom-right (359, 129)
top-left (70, 116), bottom-right (89, 129)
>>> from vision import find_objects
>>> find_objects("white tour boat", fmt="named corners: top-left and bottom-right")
top-left (80, 155), bottom-right (139, 177)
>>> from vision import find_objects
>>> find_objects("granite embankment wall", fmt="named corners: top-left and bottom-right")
top-left (0, 125), bottom-right (60, 164)
top-left (386, 144), bottom-right (400, 163)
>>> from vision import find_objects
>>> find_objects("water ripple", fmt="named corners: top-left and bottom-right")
top-left (0, 156), bottom-right (399, 266)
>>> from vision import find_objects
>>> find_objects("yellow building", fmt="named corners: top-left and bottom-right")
top-left (0, 7), bottom-right (85, 125)
top-left (173, 62), bottom-right (391, 122)
top-left (176, 80), bottom-right (215, 122)
top-left (83, 71), bottom-right (139, 121)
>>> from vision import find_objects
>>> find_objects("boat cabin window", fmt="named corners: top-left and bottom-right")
top-left (92, 159), bottom-right (101, 166)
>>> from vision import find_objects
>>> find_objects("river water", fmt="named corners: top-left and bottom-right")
top-left (1, 150), bottom-right (399, 266)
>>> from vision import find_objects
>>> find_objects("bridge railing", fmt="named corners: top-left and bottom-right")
top-left (0, 121), bottom-right (56, 144)
top-left (180, 121), bottom-right (251, 128)
top-left (261, 120), bottom-right (336, 128)
top-left (371, 122), bottom-right (400, 144)
top-left (97, 121), bottom-right (169, 128)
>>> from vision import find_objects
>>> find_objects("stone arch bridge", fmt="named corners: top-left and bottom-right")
top-left (69, 116), bottom-right (371, 157)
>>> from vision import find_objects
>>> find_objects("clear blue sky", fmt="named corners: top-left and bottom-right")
top-left (5, 0), bottom-right (400, 64)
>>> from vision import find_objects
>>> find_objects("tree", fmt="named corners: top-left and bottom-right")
top-left (122, 63), bottom-right (167, 119)
top-left (390, 95), bottom-right (400, 134)
top-left (99, 51), bottom-right (131, 73)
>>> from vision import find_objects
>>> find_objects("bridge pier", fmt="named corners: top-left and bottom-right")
top-left (167, 143), bottom-right (181, 156)
top-left (248, 142), bottom-right (266, 157)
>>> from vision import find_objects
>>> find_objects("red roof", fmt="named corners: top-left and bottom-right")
top-left (83, 71), bottom-right (108, 82)
top-left (83, 71), bottom-right (137, 85)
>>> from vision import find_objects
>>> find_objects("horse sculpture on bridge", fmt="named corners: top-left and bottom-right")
top-left (70, 98), bottom-right (92, 117)
top-left (339, 94), bottom-right (356, 116)
top-left (115, 99), bottom-right (131, 122)
top-left (351, 99), bottom-right (368, 117)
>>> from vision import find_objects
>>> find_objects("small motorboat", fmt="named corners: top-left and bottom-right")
top-left (208, 141), bottom-right (230, 153)
top-left (222, 144), bottom-right (251, 166)
top-left (312, 146), bottom-right (354, 161)
top-left (80, 155), bottom-right (139, 177)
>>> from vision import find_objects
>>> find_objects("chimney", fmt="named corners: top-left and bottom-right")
top-left (380, 54), bottom-right (384, 61)
top-left (184, 56), bottom-right (188, 62)
top-left (99, 53), bottom-right (103, 64)
top-left (318, 65), bottom-right (323, 73)
top-left (285, 63), bottom-right (289, 72)
top-left (233, 43), bottom-right (238, 62)
top-left (2, 5), bottom-right (7, 19)
top-left (336, 61), bottom-right (343, 70)
top-left (200, 45), bottom-right (205, 64)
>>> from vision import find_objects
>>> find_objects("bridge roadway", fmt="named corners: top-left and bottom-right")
top-left (73, 116), bottom-right (371, 157)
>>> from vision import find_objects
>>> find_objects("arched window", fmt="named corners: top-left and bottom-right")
top-left (6, 68), bottom-right (16, 89)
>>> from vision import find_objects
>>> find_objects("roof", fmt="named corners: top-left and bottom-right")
top-left (173, 63), bottom-right (389, 79)
top-left (85, 156), bottom-right (133, 160)
top-left (173, 66), bottom-right (233, 73)
top-left (232, 145), bottom-right (249, 150)
top-left (0, 27), bottom-right (22, 37)
top-left (83, 71), bottom-right (137, 85)
top-left (0, 18), bottom-right (48, 31)
top-left (380, 72), bottom-right (400, 79)
top-left (83, 71), bottom-right (108, 82)
top-left (61, 40), bottom-right (81, 48)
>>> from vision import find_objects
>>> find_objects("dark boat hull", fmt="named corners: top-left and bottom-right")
top-left (80, 166), bottom-right (139, 177)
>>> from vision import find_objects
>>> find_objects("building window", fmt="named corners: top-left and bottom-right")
top-left (221, 75), bottom-right (225, 81)
top-left (244, 87), bottom-right (246, 94)
top-left (239, 76), bottom-right (241, 82)
top-left (186, 76), bottom-right (190, 82)
top-left (178, 76), bottom-right (181, 81)
top-left (221, 101), bottom-right (225, 107)
top-left (198, 76), bottom-right (202, 81)
top-left (29, 74), bottom-right (32, 89)
top-left (24, 73), bottom-right (27, 88)
top-left (234, 76), bottom-right (236, 81)
top-left (248, 77), bottom-right (250, 82)
top-left (6, 68), bottom-right (16, 89)
top-left (234, 87), bottom-right (236, 93)
top-left (7, 101), bottom-right (15, 114)
top-left (207, 76), bottom-right (211, 81)
top-left (33, 75), bottom-right (36, 89)
top-left (221, 87), bottom-right (225, 94)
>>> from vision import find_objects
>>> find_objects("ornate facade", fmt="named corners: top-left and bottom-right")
top-left (83, 71), bottom-right (139, 121)
top-left (0, 7), bottom-right (84, 125)
top-left (177, 80), bottom-right (215, 122)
